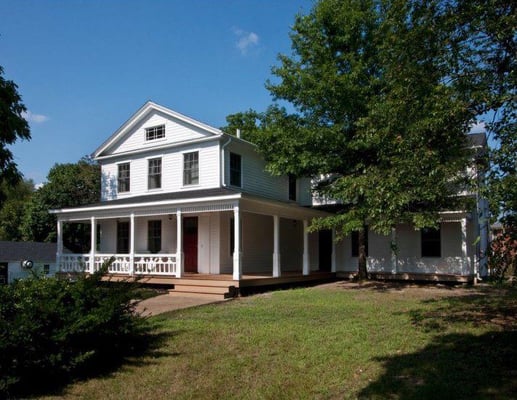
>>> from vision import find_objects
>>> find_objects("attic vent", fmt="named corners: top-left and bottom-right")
top-left (145, 125), bottom-right (165, 141)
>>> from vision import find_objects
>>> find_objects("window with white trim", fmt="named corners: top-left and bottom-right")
top-left (183, 151), bottom-right (199, 186)
top-left (148, 158), bottom-right (162, 189)
top-left (230, 153), bottom-right (241, 187)
top-left (145, 125), bottom-right (165, 141)
top-left (117, 163), bottom-right (130, 193)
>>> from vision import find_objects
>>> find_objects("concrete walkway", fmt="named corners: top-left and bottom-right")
top-left (135, 293), bottom-right (226, 317)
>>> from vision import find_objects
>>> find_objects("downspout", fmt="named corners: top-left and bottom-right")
top-left (220, 134), bottom-right (233, 187)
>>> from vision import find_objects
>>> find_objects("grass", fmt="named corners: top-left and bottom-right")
top-left (37, 281), bottom-right (516, 399)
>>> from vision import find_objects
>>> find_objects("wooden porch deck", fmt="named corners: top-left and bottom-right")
top-left (101, 271), bottom-right (337, 298)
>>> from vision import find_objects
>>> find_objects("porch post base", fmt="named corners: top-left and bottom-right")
top-left (272, 253), bottom-right (281, 277)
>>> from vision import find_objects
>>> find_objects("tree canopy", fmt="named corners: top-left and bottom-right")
top-left (224, 0), bottom-right (516, 278)
top-left (0, 65), bottom-right (31, 201)
top-left (21, 158), bottom-right (100, 251)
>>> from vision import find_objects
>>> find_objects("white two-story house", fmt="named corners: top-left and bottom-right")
top-left (52, 101), bottom-right (489, 294)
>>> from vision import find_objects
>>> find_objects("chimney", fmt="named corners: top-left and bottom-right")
top-left (236, 129), bottom-right (241, 139)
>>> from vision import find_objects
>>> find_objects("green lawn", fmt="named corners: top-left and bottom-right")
top-left (40, 282), bottom-right (516, 400)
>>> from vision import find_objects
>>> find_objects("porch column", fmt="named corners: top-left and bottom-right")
top-left (57, 219), bottom-right (63, 271)
top-left (176, 210), bottom-right (183, 278)
top-left (331, 228), bottom-right (337, 273)
top-left (391, 227), bottom-right (397, 274)
top-left (129, 213), bottom-right (135, 275)
top-left (303, 220), bottom-right (310, 276)
top-left (90, 216), bottom-right (96, 273)
top-left (272, 215), bottom-right (281, 277)
top-left (233, 205), bottom-right (242, 280)
top-left (461, 217), bottom-right (468, 273)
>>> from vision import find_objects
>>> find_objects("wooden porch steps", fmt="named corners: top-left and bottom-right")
top-left (168, 277), bottom-right (238, 299)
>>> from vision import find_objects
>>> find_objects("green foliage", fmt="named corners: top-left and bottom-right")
top-left (0, 179), bottom-right (34, 240)
top-left (0, 259), bottom-right (148, 397)
top-left (0, 65), bottom-right (31, 198)
top-left (220, 109), bottom-right (263, 143)
top-left (21, 157), bottom-right (101, 250)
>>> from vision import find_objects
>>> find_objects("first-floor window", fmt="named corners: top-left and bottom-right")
top-left (43, 264), bottom-right (50, 275)
top-left (148, 220), bottom-right (162, 253)
top-left (148, 158), bottom-right (162, 189)
top-left (421, 226), bottom-right (441, 257)
top-left (117, 221), bottom-right (130, 253)
top-left (351, 228), bottom-right (369, 257)
top-left (118, 163), bottom-right (130, 193)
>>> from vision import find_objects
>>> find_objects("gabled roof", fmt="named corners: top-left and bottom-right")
top-left (0, 241), bottom-right (62, 262)
top-left (93, 101), bottom-right (224, 158)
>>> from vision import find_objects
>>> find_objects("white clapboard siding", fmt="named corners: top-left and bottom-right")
top-left (225, 141), bottom-right (290, 201)
top-left (100, 141), bottom-right (220, 201)
top-left (107, 110), bottom-right (215, 155)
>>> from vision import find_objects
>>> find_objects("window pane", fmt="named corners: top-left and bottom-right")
top-left (421, 227), bottom-right (441, 257)
top-left (148, 220), bottom-right (161, 253)
top-left (288, 174), bottom-right (296, 201)
top-left (183, 152), bottom-right (199, 185)
top-left (117, 222), bottom-right (130, 253)
top-left (118, 163), bottom-right (130, 192)
top-left (148, 158), bottom-right (162, 189)
top-left (145, 125), bottom-right (165, 141)
top-left (230, 153), bottom-right (241, 187)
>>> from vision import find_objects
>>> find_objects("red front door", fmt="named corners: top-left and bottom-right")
top-left (183, 217), bottom-right (198, 273)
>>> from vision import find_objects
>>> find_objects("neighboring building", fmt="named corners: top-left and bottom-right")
top-left (0, 241), bottom-right (60, 284)
top-left (51, 101), bottom-right (489, 291)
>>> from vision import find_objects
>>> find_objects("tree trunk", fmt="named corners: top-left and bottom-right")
top-left (357, 225), bottom-right (368, 280)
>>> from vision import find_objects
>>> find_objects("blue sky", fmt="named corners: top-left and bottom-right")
top-left (1, 0), bottom-right (314, 184)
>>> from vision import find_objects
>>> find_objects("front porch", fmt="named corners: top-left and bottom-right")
top-left (53, 190), bottom-right (335, 294)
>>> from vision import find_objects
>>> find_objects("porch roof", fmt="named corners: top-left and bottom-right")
top-left (50, 187), bottom-right (332, 221)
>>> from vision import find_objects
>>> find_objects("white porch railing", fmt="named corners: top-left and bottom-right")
top-left (59, 253), bottom-right (178, 276)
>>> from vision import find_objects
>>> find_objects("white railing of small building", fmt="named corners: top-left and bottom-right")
top-left (59, 253), bottom-right (178, 276)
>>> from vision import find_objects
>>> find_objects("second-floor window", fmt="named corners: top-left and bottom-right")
top-left (148, 158), bottom-right (162, 189)
top-left (145, 125), bottom-right (165, 141)
top-left (183, 151), bottom-right (199, 186)
top-left (117, 163), bottom-right (130, 193)
top-left (230, 153), bottom-right (241, 187)
top-left (288, 174), bottom-right (297, 201)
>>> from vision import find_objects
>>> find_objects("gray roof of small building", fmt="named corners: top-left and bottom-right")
top-left (0, 241), bottom-right (60, 263)
top-left (467, 132), bottom-right (487, 147)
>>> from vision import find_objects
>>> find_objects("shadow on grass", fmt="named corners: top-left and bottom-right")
top-left (10, 320), bottom-right (183, 399)
top-left (359, 331), bottom-right (517, 399)
top-left (360, 288), bottom-right (517, 399)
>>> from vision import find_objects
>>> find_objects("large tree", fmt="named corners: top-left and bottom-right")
top-left (22, 158), bottom-right (100, 252)
top-left (245, 0), bottom-right (484, 279)
top-left (0, 179), bottom-right (34, 241)
top-left (0, 66), bottom-right (31, 202)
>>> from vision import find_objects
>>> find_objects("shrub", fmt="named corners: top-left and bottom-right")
top-left (0, 259), bottom-right (149, 396)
